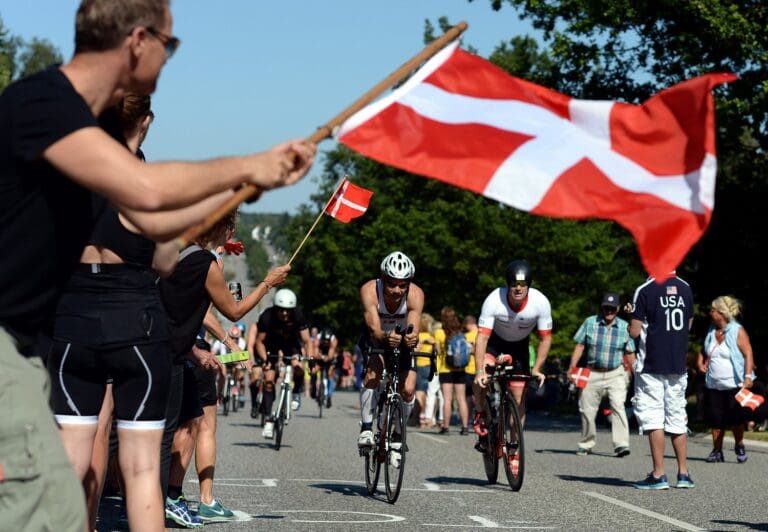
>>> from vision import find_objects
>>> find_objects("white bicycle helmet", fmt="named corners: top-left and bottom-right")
top-left (273, 288), bottom-right (297, 309)
top-left (380, 251), bottom-right (415, 280)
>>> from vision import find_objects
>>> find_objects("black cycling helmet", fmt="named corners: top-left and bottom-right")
top-left (319, 327), bottom-right (334, 342)
top-left (505, 259), bottom-right (532, 287)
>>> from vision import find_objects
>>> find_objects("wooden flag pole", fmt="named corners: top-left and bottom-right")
top-left (286, 177), bottom-right (347, 265)
top-left (173, 21), bottom-right (468, 250)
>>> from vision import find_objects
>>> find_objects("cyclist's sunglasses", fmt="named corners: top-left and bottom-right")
top-left (384, 279), bottom-right (410, 290)
top-left (510, 280), bottom-right (529, 288)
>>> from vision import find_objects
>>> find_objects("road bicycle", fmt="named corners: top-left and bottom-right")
top-left (221, 366), bottom-right (239, 416)
top-left (271, 355), bottom-right (305, 451)
top-left (478, 359), bottom-right (531, 492)
top-left (360, 325), bottom-right (435, 503)
top-left (315, 361), bottom-right (329, 418)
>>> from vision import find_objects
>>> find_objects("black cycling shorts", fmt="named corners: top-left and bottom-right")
top-left (48, 339), bottom-right (171, 429)
top-left (485, 334), bottom-right (531, 375)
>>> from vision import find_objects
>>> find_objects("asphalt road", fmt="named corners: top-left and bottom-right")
top-left (97, 390), bottom-right (768, 531)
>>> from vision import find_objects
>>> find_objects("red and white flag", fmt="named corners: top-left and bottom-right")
top-left (337, 41), bottom-right (736, 279)
top-left (570, 367), bottom-right (591, 389)
top-left (325, 177), bottom-right (373, 223)
top-left (735, 388), bottom-right (765, 411)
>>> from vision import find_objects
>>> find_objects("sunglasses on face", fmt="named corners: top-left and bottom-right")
top-left (384, 280), bottom-right (410, 290)
top-left (510, 281), bottom-right (528, 288)
top-left (146, 26), bottom-right (181, 59)
top-left (602, 306), bottom-right (618, 313)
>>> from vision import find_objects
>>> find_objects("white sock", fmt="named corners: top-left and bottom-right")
top-left (360, 388), bottom-right (375, 424)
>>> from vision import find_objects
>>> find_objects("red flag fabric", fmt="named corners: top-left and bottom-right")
top-left (337, 41), bottom-right (736, 279)
top-left (735, 388), bottom-right (765, 411)
top-left (570, 367), bottom-right (591, 389)
top-left (325, 178), bottom-right (373, 223)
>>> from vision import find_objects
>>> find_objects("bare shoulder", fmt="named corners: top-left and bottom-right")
top-left (407, 283), bottom-right (425, 307)
top-left (359, 279), bottom-right (377, 301)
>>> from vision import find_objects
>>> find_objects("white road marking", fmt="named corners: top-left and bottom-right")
top-left (412, 432), bottom-right (449, 444)
top-left (259, 510), bottom-right (405, 524)
top-left (188, 478), bottom-right (277, 487)
top-left (470, 516), bottom-right (500, 527)
top-left (585, 491), bottom-right (706, 531)
top-left (424, 482), bottom-right (440, 491)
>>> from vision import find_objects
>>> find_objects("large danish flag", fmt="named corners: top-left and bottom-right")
top-left (337, 41), bottom-right (736, 279)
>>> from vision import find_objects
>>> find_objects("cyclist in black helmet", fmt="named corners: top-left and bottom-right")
top-left (310, 327), bottom-right (339, 408)
top-left (472, 260), bottom-right (553, 443)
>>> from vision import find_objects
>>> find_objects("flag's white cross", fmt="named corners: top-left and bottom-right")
top-left (395, 82), bottom-right (714, 214)
top-left (570, 368), bottom-right (591, 388)
top-left (329, 181), bottom-right (367, 218)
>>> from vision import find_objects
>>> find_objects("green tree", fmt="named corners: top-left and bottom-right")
top-left (0, 16), bottom-right (62, 92)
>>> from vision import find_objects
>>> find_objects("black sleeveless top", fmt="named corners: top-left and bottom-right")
top-left (89, 204), bottom-right (155, 268)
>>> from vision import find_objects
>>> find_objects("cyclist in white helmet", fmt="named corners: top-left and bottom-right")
top-left (357, 251), bottom-right (424, 448)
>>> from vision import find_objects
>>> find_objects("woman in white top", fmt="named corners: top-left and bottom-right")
top-left (696, 295), bottom-right (755, 464)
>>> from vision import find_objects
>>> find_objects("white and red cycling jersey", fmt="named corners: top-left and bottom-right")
top-left (478, 287), bottom-right (553, 341)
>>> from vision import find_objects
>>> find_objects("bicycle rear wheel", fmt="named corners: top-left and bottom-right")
top-left (482, 397), bottom-right (499, 484)
top-left (384, 396), bottom-right (406, 503)
top-left (501, 392), bottom-right (525, 491)
top-left (274, 393), bottom-right (286, 451)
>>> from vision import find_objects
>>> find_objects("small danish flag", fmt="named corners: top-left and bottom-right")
top-left (570, 367), bottom-right (592, 389)
top-left (735, 388), bottom-right (765, 411)
top-left (325, 177), bottom-right (373, 223)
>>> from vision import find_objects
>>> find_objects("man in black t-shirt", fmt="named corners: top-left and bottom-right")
top-left (629, 273), bottom-right (695, 490)
top-left (254, 288), bottom-right (312, 438)
top-left (0, 1), bottom-right (313, 529)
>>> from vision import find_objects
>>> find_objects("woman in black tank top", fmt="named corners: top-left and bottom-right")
top-left (46, 95), bottom-right (178, 531)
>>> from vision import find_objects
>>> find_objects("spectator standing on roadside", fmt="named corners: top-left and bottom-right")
top-left (696, 295), bottom-right (755, 464)
top-left (629, 273), bottom-right (695, 490)
top-left (569, 293), bottom-right (634, 458)
top-left (416, 313), bottom-right (437, 429)
top-left (463, 316), bottom-right (479, 415)
top-left (435, 307), bottom-right (470, 435)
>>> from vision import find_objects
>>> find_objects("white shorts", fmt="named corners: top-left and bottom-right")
top-left (632, 372), bottom-right (688, 434)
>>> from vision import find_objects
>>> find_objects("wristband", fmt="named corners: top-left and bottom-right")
top-left (475, 369), bottom-right (485, 376)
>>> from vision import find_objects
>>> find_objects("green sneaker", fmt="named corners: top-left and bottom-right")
top-left (198, 499), bottom-right (236, 522)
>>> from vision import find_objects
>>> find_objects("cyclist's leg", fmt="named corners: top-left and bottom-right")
top-left (249, 365), bottom-right (263, 405)
top-left (327, 363), bottom-right (336, 398)
top-left (359, 352), bottom-right (383, 444)
top-left (262, 364), bottom-right (277, 418)
top-left (397, 350), bottom-right (417, 429)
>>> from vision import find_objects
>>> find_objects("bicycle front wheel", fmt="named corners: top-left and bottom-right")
top-left (231, 390), bottom-right (239, 413)
top-left (274, 394), bottom-right (286, 451)
top-left (501, 392), bottom-right (525, 491)
top-left (364, 439), bottom-right (381, 495)
top-left (482, 397), bottom-right (499, 484)
top-left (384, 396), bottom-right (406, 503)
top-left (317, 379), bottom-right (324, 419)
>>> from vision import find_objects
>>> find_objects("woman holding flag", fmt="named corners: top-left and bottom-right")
top-left (696, 296), bottom-right (756, 463)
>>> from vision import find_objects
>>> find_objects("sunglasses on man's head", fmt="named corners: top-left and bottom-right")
top-left (510, 280), bottom-right (528, 288)
top-left (384, 280), bottom-right (410, 290)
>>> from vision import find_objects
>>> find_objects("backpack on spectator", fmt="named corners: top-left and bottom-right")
top-left (446, 332), bottom-right (471, 369)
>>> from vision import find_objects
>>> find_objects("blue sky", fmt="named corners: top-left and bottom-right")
top-left (2, 1), bottom-right (535, 213)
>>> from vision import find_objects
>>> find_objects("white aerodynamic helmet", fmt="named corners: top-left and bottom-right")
top-left (380, 251), bottom-right (415, 280)
top-left (273, 288), bottom-right (297, 309)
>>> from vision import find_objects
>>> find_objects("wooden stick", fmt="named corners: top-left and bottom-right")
top-left (173, 21), bottom-right (468, 250)
top-left (286, 177), bottom-right (347, 265)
